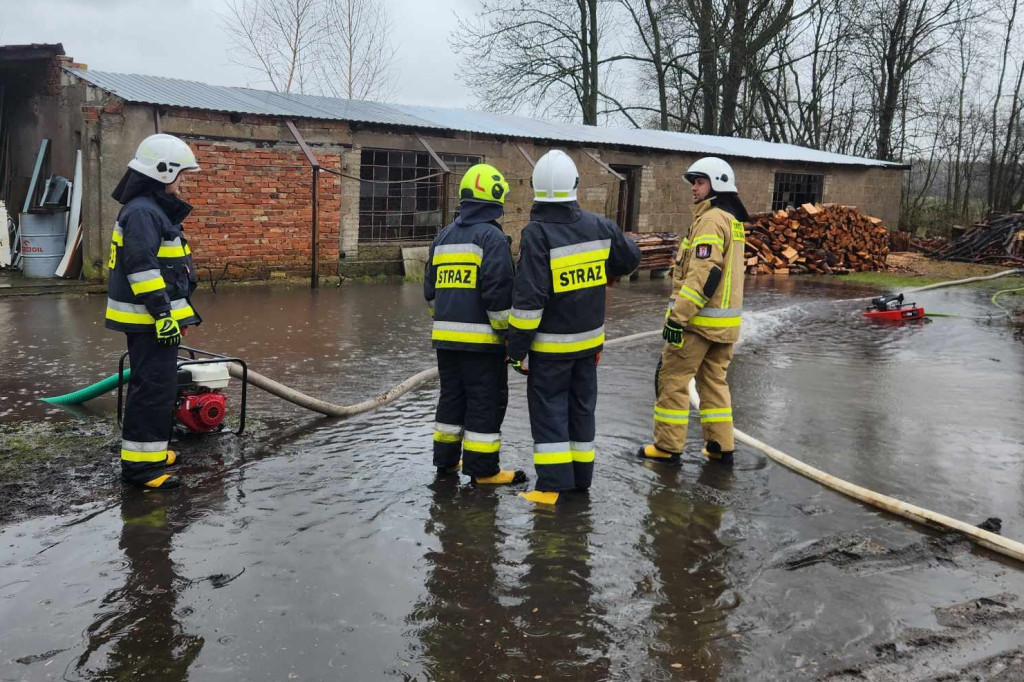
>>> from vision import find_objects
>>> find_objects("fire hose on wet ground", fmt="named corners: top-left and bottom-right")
top-left (42, 269), bottom-right (1024, 563)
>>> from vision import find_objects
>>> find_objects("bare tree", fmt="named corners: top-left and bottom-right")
top-left (221, 0), bottom-right (398, 100)
top-left (221, 0), bottom-right (326, 93)
top-left (852, 0), bottom-right (974, 161)
top-left (451, 0), bottom-right (605, 124)
top-left (316, 0), bottom-right (397, 101)
top-left (989, 0), bottom-right (1024, 208)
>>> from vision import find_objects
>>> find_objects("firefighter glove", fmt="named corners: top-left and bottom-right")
top-left (507, 357), bottom-right (529, 376)
top-left (662, 319), bottom-right (684, 347)
top-left (155, 315), bottom-right (182, 346)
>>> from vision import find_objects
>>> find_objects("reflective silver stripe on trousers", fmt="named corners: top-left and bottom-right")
top-left (510, 307), bottom-right (543, 320)
top-left (464, 431), bottom-right (500, 443)
top-left (107, 298), bottom-right (193, 314)
top-left (434, 244), bottom-right (483, 258)
top-left (432, 321), bottom-right (498, 334)
top-left (691, 307), bottom-right (741, 318)
top-left (121, 439), bottom-right (168, 452)
top-left (486, 309), bottom-right (510, 322)
top-left (435, 422), bottom-right (464, 435)
top-left (534, 441), bottom-right (571, 452)
top-left (549, 239), bottom-right (611, 260)
top-left (533, 326), bottom-right (605, 344)
top-left (127, 268), bottom-right (162, 284)
top-left (570, 441), bottom-right (595, 451)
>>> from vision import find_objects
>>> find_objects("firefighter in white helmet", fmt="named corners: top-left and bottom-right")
top-left (106, 134), bottom-right (202, 490)
top-left (507, 149), bottom-right (642, 504)
top-left (639, 156), bottom-right (749, 465)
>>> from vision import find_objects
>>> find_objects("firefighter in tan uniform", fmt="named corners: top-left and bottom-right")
top-left (639, 157), bottom-right (749, 465)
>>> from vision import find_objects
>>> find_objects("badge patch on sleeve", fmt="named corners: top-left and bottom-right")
top-left (695, 244), bottom-right (712, 259)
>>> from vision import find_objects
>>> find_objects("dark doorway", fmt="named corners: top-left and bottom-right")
top-left (611, 165), bottom-right (641, 232)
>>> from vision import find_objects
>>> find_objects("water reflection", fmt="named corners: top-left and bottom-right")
top-left (73, 489), bottom-right (204, 680)
top-left (411, 480), bottom-right (514, 681)
top-left (636, 462), bottom-right (734, 680)
top-left (515, 497), bottom-right (610, 680)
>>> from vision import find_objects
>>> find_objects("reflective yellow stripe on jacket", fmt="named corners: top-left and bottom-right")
top-left (530, 326), bottom-right (604, 354)
top-left (690, 307), bottom-right (742, 328)
top-left (105, 298), bottom-right (196, 326)
top-left (431, 320), bottom-right (502, 345)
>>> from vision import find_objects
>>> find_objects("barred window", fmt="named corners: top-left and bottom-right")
top-left (772, 173), bottom-right (824, 211)
top-left (358, 149), bottom-right (480, 242)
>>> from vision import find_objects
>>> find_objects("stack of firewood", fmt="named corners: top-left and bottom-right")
top-left (927, 213), bottom-right (1024, 265)
top-left (625, 232), bottom-right (679, 271)
top-left (744, 203), bottom-right (889, 275)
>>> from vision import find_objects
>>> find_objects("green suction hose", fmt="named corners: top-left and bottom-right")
top-left (991, 286), bottom-right (1024, 315)
top-left (40, 370), bottom-right (130, 405)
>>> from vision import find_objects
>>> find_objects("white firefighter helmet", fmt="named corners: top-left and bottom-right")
top-left (128, 134), bottom-right (200, 184)
top-left (683, 157), bottom-right (737, 193)
top-left (532, 149), bottom-right (579, 202)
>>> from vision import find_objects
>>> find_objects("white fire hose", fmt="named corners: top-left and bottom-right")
top-left (228, 268), bottom-right (1024, 564)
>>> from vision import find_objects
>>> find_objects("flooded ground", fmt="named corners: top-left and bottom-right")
top-left (1, 276), bottom-right (1023, 681)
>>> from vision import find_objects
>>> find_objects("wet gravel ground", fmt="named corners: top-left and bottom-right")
top-left (1, 277), bottom-right (1023, 681)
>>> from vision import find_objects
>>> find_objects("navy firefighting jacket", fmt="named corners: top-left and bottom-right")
top-left (507, 202), bottom-right (642, 360)
top-left (105, 192), bottom-right (201, 333)
top-left (424, 201), bottom-right (515, 353)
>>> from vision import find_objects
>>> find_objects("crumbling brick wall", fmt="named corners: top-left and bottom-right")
top-left (179, 141), bottom-right (342, 277)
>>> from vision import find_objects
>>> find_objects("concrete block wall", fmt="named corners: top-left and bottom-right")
top-left (69, 85), bottom-right (904, 280)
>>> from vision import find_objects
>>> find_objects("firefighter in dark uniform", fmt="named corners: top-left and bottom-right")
top-left (507, 150), bottom-right (642, 505)
top-left (424, 163), bottom-right (526, 485)
top-left (106, 134), bottom-right (202, 490)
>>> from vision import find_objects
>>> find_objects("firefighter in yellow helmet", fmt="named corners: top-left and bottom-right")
top-left (639, 157), bottom-right (749, 465)
top-left (423, 163), bottom-right (526, 485)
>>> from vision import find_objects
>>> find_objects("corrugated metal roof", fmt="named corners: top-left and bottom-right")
top-left (67, 68), bottom-right (906, 169)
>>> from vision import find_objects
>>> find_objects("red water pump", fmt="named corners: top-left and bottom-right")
top-left (175, 388), bottom-right (227, 433)
top-left (118, 346), bottom-right (248, 436)
top-left (173, 362), bottom-right (231, 433)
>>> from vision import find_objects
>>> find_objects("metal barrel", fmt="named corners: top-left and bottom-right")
top-left (19, 208), bottom-right (68, 278)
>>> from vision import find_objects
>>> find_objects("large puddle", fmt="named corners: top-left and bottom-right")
top-left (1, 277), bottom-right (1023, 680)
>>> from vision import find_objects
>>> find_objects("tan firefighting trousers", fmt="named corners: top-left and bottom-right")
top-left (653, 330), bottom-right (735, 453)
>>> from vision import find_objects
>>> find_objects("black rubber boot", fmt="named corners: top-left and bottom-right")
top-left (702, 441), bottom-right (734, 466)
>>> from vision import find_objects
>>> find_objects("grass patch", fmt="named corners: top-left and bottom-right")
top-left (0, 421), bottom-right (113, 483)
top-left (830, 270), bottom-right (1024, 292)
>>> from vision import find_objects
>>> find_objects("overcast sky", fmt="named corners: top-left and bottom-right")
top-left (0, 0), bottom-right (480, 107)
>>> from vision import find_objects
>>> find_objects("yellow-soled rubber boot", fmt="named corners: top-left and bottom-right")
top-left (702, 442), bottom-right (734, 465)
top-left (164, 450), bottom-right (177, 466)
top-left (637, 443), bottom-right (680, 463)
top-left (142, 473), bottom-right (181, 490)
top-left (474, 469), bottom-right (528, 485)
top-left (519, 490), bottom-right (560, 505)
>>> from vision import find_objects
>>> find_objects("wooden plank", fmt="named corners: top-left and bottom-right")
top-left (515, 143), bottom-right (536, 168)
top-left (416, 135), bottom-right (450, 173)
top-left (285, 120), bottom-right (319, 168)
top-left (582, 149), bottom-right (625, 181)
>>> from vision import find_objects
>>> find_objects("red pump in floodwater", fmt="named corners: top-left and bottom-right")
top-left (173, 363), bottom-right (231, 433)
top-left (862, 293), bottom-right (926, 321)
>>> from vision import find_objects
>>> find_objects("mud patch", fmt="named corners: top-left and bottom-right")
top-left (778, 532), bottom-right (971, 572)
top-left (0, 416), bottom-right (283, 526)
top-left (823, 594), bottom-right (1024, 681)
top-left (0, 420), bottom-right (118, 525)
top-left (795, 503), bottom-right (833, 517)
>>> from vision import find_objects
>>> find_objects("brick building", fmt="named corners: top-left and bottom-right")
top-left (0, 45), bottom-right (909, 280)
